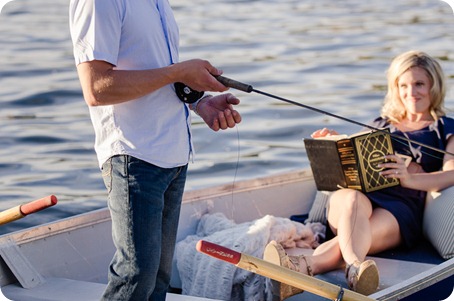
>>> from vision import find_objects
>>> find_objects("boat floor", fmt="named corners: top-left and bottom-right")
top-left (1, 252), bottom-right (436, 301)
top-left (2, 278), bottom-right (221, 301)
top-left (279, 248), bottom-right (436, 300)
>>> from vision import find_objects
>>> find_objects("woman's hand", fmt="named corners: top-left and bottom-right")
top-left (378, 154), bottom-right (423, 188)
top-left (379, 154), bottom-right (409, 177)
top-left (311, 128), bottom-right (339, 138)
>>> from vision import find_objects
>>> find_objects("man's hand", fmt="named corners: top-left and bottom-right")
top-left (172, 59), bottom-right (228, 93)
top-left (196, 93), bottom-right (241, 131)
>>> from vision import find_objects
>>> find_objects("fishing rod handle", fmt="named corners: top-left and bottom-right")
top-left (215, 75), bottom-right (253, 93)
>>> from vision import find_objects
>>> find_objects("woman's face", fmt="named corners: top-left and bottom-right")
top-left (397, 66), bottom-right (432, 119)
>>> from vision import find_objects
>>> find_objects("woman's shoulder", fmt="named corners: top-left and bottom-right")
top-left (370, 116), bottom-right (390, 128)
top-left (438, 116), bottom-right (454, 132)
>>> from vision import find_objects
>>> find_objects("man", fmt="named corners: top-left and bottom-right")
top-left (69, 0), bottom-right (242, 300)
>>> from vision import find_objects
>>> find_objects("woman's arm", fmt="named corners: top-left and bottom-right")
top-left (381, 136), bottom-right (454, 192)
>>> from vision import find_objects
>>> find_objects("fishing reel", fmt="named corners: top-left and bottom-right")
top-left (174, 82), bottom-right (204, 104)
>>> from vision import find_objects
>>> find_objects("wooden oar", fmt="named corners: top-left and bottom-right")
top-left (0, 195), bottom-right (58, 226)
top-left (197, 240), bottom-right (375, 301)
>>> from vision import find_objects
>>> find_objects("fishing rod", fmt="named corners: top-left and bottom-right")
top-left (215, 75), bottom-right (454, 157)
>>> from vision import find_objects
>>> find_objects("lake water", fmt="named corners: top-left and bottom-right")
top-left (0, 0), bottom-right (453, 234)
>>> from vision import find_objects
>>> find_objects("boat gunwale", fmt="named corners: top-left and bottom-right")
top-left (182, 169), bottom-right (313, 203)
top-left (0, 169), bottom-right (314, 246)
top-left (0, 208), bottom-right (112, 246)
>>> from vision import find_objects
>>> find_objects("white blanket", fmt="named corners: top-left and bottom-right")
top-left (175, 213), bottom-right (324, 301)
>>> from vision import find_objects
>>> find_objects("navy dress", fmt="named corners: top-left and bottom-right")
top-left (365, 116), bottom-right (454, 249)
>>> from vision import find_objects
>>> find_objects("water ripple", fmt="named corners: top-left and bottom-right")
top-left (0, 0), bottom-right (453, 234)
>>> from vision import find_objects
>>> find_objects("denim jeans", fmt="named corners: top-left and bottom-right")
top-left (100, 155), bottom-right (187, 301)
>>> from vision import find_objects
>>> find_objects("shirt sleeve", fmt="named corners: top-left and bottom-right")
top-left (69, 0), bottom-right (124, 66)
top-left (441, 116), bottom-right (454, 142)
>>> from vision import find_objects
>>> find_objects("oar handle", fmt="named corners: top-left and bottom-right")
top-left (20, 195), bottom-right (58, 216)
top-left (196, 240), bottom-right (242, 265)
top-left (0, 195), bottom-right (58, 226)
top-left (216, 75), bottom-right (253, 93)
top-left (197, 240), bottom-right (375, 301)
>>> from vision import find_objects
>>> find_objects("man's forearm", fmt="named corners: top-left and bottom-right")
top-left (77, 61), bottom-right (175, 106)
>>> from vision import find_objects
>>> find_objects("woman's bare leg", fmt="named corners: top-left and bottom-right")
top-left (329, 189), bottom-right (374, 265)
top-left (310, 237), bottom-right (344, 275)
top-left (368, 208), bottom-right (401, 254)
top-left (305, 189), bottom-right (401, 275)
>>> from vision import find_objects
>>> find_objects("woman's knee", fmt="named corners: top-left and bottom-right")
top-left (328, 189), bottom-right (372, 220)
top-left (330, 189), bottom-right (363, 210)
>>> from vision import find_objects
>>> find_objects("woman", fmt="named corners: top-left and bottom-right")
top-left (264, 50), bottom-right (454, 299)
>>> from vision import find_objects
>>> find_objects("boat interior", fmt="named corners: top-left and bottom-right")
top-left (0, 170), bottom-right (452, 301)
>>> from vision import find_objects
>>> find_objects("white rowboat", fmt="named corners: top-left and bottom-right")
top-left (0, 169), bottom-right (452, 300)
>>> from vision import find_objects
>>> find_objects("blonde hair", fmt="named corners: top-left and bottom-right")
top-left (381, 50), bottom-right (446, 122)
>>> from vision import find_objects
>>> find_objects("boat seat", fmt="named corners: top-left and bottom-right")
top-left (2, 277), bottom-right (221, 301)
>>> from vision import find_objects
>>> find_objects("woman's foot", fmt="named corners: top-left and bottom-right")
top-left (345, 260), bottom-right (379, 295)
top-left (263, 240), bottom-right (313, 300)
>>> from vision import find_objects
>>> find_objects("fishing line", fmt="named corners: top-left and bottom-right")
top-left (229, 124), bottom-right (241, 220)
top-left (215, 75), bottom-right (454, 158)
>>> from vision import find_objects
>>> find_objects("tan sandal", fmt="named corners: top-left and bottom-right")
top-left (345, 260), bottom-right (379, 295)
top-left (263, 240), bottom-right (313, 301)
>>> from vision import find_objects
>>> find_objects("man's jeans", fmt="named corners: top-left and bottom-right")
top-left (100, 155), bottom-right (187, 301)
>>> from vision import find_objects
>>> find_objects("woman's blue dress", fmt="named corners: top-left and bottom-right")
top-left (366, 116), bottom-right (454, 248)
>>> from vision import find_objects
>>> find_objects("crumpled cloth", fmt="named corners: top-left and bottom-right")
top-left (175, 212), bottom-right (325, 301)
